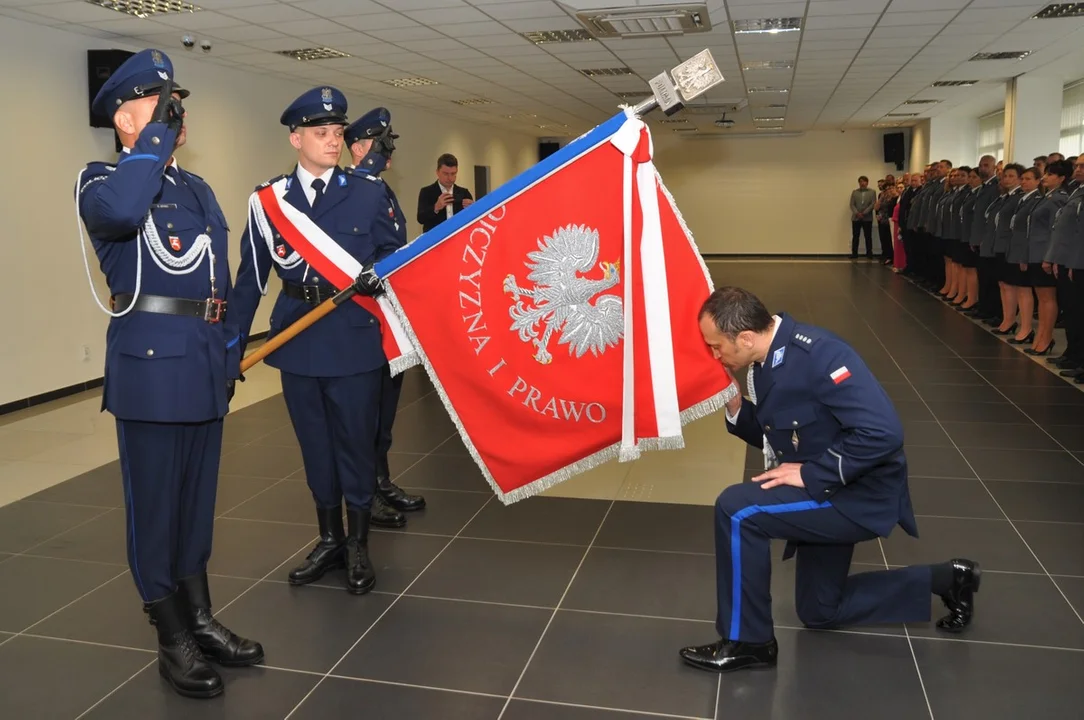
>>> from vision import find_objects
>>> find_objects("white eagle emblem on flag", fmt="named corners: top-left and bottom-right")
top-left (502, 224), bottom-right (623, 365)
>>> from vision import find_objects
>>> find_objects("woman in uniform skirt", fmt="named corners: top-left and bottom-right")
top-left (1005, 167), bottom-right (1044, 346)
top-left (1025, 160), bottom-right (1072, 355)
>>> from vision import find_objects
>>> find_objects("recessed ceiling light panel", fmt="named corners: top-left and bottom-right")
top-left (732, 17), bottom-right (802, 34)
top-left (276, 47), bottom-right (351, 61)
top-left (756, 125), bottom-right (784, 130)
top-left (754, 116), bottom-right (785, 122)
top-left (575, 4), bottom-right (711, 39)
top-left (873, 122), bottom-right (904, 128)
top-left (969, 51), bottom-right (1032, 61)
top-left (520, 29), bottom-right (595, 44)
top-left (579, 67), bottom-right (636, 77)
top-left (452, 98), bottom-right (493, 106)
top-left (85, 0), bottom-right (200, 17)
top-left (1033, 4), bottom-right (1084, 20)
top-left (932, 80), bottom-right (977, 87)
top-left (382, 77), bottom-right (439, 88)
top-left (903, 99), bottom-right (939, 105)
top-left (742, 61), bottom-right (793, 71)
top-left (747, 86), bottom-right (789, 93)
top-left (887, 112), bottom-right (918, 117)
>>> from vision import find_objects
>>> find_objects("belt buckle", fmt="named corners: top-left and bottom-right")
top-left (302, 285), bottom-right (320, 304)
top-left (203, 298), bottom-right (225, 324)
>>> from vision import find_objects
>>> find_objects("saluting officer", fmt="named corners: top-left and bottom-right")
top-left (342, 107), bottom-right (427, 517)
top-left (230, 88), bottom-right (401, 595)
top-left (76, 49), bottom-right (262, 699)
top-left (680, 287), bottom-right (980, 673)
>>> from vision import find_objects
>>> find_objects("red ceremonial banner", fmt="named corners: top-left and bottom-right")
top-left (379, 111), bottom-right (735, 503)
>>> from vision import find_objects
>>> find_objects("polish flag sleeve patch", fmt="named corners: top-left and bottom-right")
top-left (830, 366), bottom-right (852, 384)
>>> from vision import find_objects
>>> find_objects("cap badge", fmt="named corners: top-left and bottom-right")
top-left (151, 50), bottom-right (165, 68)
top-left (320, 87), bottom-right (333, 102)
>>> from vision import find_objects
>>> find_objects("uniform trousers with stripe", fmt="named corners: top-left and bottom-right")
top-left (117, 418), bottom-right (222, 603)
top-left (281, 369), bottom-right (382, 512)
top-left (714, 482), bottom-right (932, 644)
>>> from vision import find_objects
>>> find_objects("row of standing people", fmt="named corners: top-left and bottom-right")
top-left (76, 49), bottom-right (425, 701)
top-left (897, 156), bottom-right (1084, 380)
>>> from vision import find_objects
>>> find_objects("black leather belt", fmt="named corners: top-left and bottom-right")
top-left (282, 280), bottom-right (338, 306)
top-left (111, 293), bottom-right (226, 323)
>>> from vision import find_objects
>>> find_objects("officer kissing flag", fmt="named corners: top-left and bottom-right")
top-left (376, 50), bottom-right (738, 504)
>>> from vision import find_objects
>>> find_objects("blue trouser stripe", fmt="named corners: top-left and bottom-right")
top-left (729, 499), bottom-right (831, 641)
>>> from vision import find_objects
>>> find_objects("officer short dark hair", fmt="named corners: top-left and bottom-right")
top-left (1046, 159), bottom-right (1072, 179)
top-left (1003, 162), bottom-right (1026, 178)
top-left (699, 287), bottom-right (773, 337)
top-left (437, 153), bottom-right (458, 169)
top-left (858, 175), bottom-right (868, 183)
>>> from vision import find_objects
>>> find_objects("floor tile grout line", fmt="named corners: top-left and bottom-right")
top-left (496, 501), bottom-right (617, 720)
top-left (713, 673), bottom-right (722, 720)
top-left (877, 539), bottom-right (935, 720)
top-left (515, 697), bottom-right (712, 720)
top-left (10, 506), bottom-right (116, 560)
top-left (856, 269), bottom-right (1084, 626)
top-left (280, 495), bottom-right (496, 720)
top-left (216, 477), bottom-right (291, 519)
top-left (71, 534), bottom-right (320, 720)
top-left (19, 601), bottom-right (1084, 669)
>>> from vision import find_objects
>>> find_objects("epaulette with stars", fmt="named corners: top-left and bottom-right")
top-left (255, 173), bottom-right (289, 191)
top-left (792, 331), bottom-right (817, 351)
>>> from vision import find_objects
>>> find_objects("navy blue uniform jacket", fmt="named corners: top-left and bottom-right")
top-left (230, 166), bottom-right (402, 377)
top-left (726, 314), bottom-right (919, 542)
top-left (77, 121), bottom-right (239, 424)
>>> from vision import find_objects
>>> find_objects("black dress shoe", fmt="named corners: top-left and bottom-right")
top-left (288, 505), bottom-right (345, 586)
top-left (378, 476), bottom-right (426, 512)
top-left (679, 638), bottom-right (778, 673)
top-left (178, 572), bottom-right (264, 667)
top-left (936, 559), bottom-right (981, 633)
top-left (1055, 357), bottom-right (1082, 370)
top-left (345, 507), bottom-right (376, 595)
top-left (1061, 368), bottom-right (1084, 379)
top-left (1045, 355), bottom-right (1068, 365)
top-left (145, 592), bottom-right (223, 699)
top-left (369, 495), bottom-right (407, 528)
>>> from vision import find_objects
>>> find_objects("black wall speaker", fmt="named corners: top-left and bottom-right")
top-left (539, 141), bottom-right (560, 162)
top-left (883, 131), bottom-right (905, 171)
top-left (87, 49), bottom-right (134, 129)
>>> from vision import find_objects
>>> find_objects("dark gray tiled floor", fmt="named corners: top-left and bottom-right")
top-left (1, 261), bottom-right (1081, 720)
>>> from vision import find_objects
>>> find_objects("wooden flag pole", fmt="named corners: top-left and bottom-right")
top-left (240, 285), bottom-right (358, 373)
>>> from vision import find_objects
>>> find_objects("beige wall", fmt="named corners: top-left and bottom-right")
top-left (910, 120), bottom-right (931, 174)
top-left (0, 17), bottom-right (537, 406)
top-left (652, 129), bottom-right (904, 255)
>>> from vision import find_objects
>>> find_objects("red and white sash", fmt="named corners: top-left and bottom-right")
top-left (255, 178), bottom-right (417, 375)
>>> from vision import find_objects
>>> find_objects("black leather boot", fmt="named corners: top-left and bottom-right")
top-left (936, 559), bottom-right (981, 633)
top-left (377, 474), bottom-right (426, 512)
top-left (288, 505), bottom-right (346, 586)
top-left (369, 495), bottom-right (407, 529)
top-left (178, 572), bottom-right (264, 667)
top-left (345, 507), bottom-right (376, 595)
top-left (145, 592), bottom-right (223, 699)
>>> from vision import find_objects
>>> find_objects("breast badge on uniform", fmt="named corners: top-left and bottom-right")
top-left (169, 236), bottom-right (182, 252)
top-left (276, 244), bottom-right (287, 258)
top-left (772, 346), bottom-right (785, 368)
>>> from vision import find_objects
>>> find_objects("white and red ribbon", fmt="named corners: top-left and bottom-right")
top-left (256, 179), bottom-right (418, 375)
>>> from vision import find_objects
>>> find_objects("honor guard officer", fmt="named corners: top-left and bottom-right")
top-left (680, 287), bottom-right (981, 673)
top-left (76, 49), bottom-right (263, 699)
top-left (230, 87), bottom-right (402, 596)
top-left (344, 106), bottom-right (426, 517)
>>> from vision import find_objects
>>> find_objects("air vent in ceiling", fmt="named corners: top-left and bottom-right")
top-left (85, 0), bottom-right (200, 17)
top-left (452, 98), bottom-right (493, 106)
top-left (382, 77), bottom-right (439, 88)
top-left (932, 80), bottom-right (977, 87)
top-left (969, 51), bottom-right (1032, 61)
top-left (672, 127), bottom-right (699, 132)
top-left (873, 122), bottom-right (904, 128)
top-left (887, 112), bottom-right (919, 117)
top-left (904, 99), bottom-right (939, 105)
top-left (658, 118), bottom-right (688, 124)
top-left (520, 29), bottom-right (595, 44)
top-left (579, 67), bottom-right (636, 77)
top-left (276, 47), bottom-right (351, 61)
top-left (756, 125), bottom-right (784, 130)
top-left (742, 60), bottom-right (794, 71)
top-left (732, 17), bottom-right (802, 34)
top-left (754, 116), bottom-right (786, 122)
top-left (760, 103), bottom-right (788, 109)
top-left (504, 113), bottom-right (538, 120)
top-left (1033, 4), bottom-right (1084, 19)
top-left (748, 87), bottom-right (789, 93)
top-left (573, 3), bottom-right (710, 39)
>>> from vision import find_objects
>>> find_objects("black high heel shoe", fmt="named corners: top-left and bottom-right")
top-left (1009, 331), bottom-right (1035, 345)
top-left (1025, 340), bottom-right (1055, 356)
top-left (992, 323), bottom-right (1017, 336)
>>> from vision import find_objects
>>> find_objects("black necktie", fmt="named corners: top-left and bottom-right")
top-left (166, 165), bottom-right (200, 211)
top-left (311, 178), bottom-right (326, 212)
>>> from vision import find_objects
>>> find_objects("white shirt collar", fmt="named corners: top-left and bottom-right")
top-left (296, 163), bottom-right (334, 190)
top-left (1022, 188), bottom-right (1039, 201)
top-left (758, 315), bottom-right (783, 367)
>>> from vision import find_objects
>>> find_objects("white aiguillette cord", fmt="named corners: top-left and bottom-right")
top-left (746, 364), bottom-right (778, 470)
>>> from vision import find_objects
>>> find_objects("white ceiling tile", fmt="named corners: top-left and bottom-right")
top-left (21, 1), bottom-right (121, 23)
top-left (404, 5), bottom-right (491, 24)
top-left (483, 1), bottom-right (566, 20)
top-left (805, 14), bottom-right (881, 30)
top-left (221, 4), bottom-right (317, 23)
top-left (808, 0), bottom-right (890, 16)
top-left (335, 13), bottom-right (421, 31)
top-left (265, 18), bottom-right (345, 37)
top-left (206, 24), bottom-right (287, 42)
top-left (725, 3), bottom-right (805, 20)
top-left (289, 0), bottom-right (384, 17)
top-left (372, 25), bottom-right (444, 42)
top-left (439, 20), bottom-right (510, 37)
top-left (501, 17), bottom-right (582, 32)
